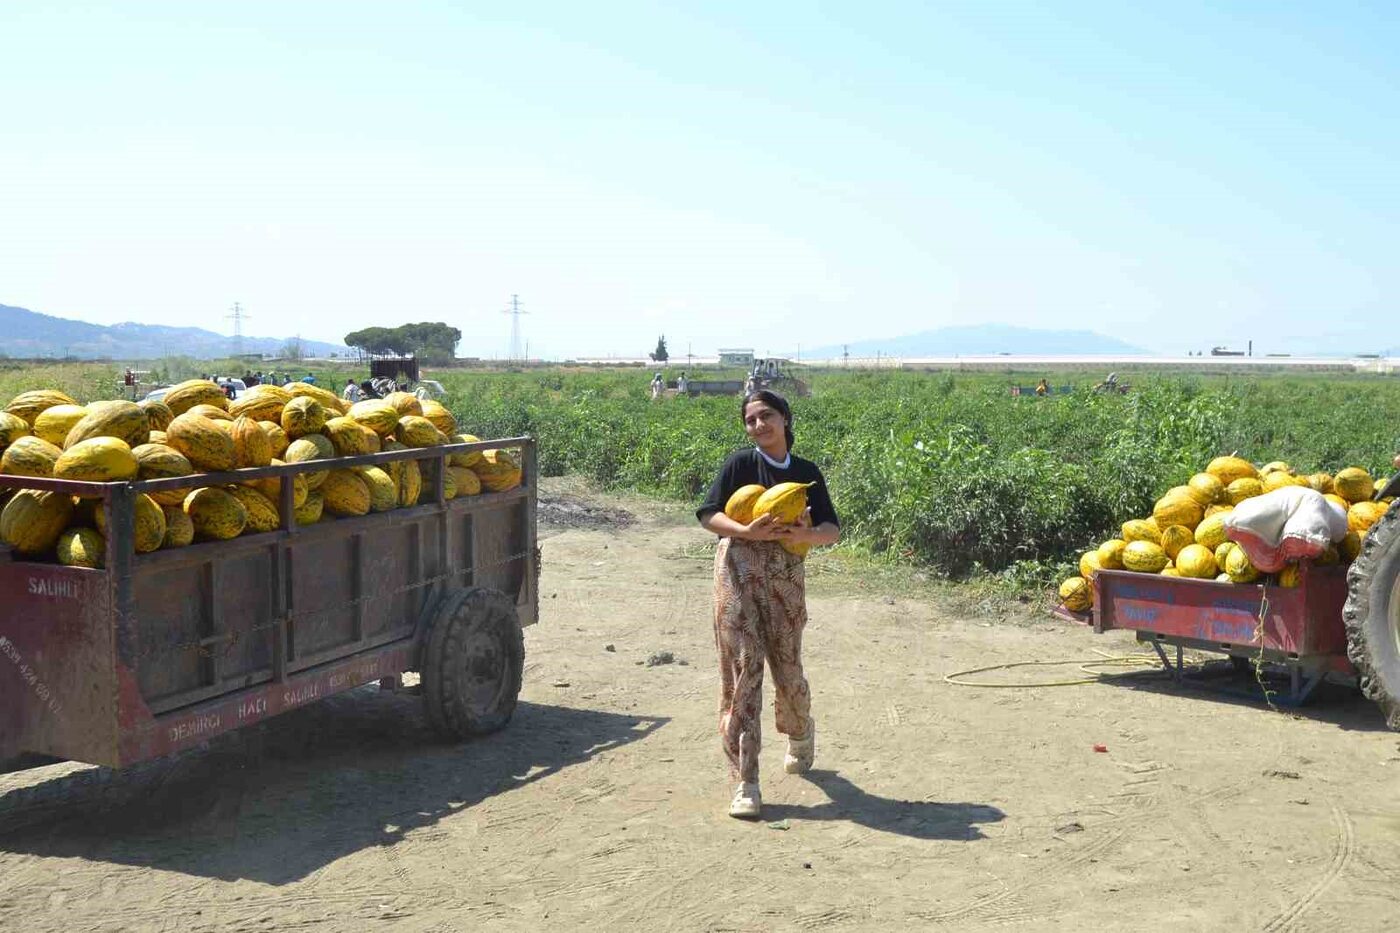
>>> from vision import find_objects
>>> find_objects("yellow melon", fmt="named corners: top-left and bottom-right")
top-left (166, 412), bottom-right (237, 472)
top-left (1334, 468), bottom-right (1374, 504)
top-left (1097, 538), bottom-right (1127, 569)
top-left (395, 415), bottom-right (446, 449)
top-left (1305, 472), bottom-right (1333, 494)
top-left (163, 380), bottom-right (228, 416)
top-left (383, 391), bottom-right (423, 417)
top-left (1263, 471), bottom-right (1303, 493)
top-left (1059, 577), bottom-right (1092, 612)
top-left (32, 404), bottom-right (87, 446)
top-left (161, 505), bottom-right (194, 548)
top-left (324, 416), bottom-right (374, 456)
top-left (1160, 525), bottom-right (1194, 560)
top-left (1121, 520), bottom-right (1160, 545)
top-left (93, 492), bottom-right (166, 553)
top-left (752, 482), bottom-right (813, 525)
top-left (284, 436), bottom-right (330, 489)
top-left (1194, 512), bottom-right (1230, 550)
top-left (360, 467), bottom-right (399, 513)
top-left (260, 420), bottom-right (290, 458)
top-left (294, 490), bottom-right (324, 525)
top-left (1225, 477), bottom-right (1264, 505)
top-left (418, 399), bottom-right (457, 436)
top-left (1153, 494), bottom-right (1203, 530)
top-left (1348, 500), bottom-right (1388, 535)
top-left (0, 490), bottom-right (74, 554)
top-left (1259, 461), bottom-right (1292, 476)
top-left (349, 400), bottom-right (401, 438)
top-left (231, 415), bottom-right (273, 469)
top-left (1340, 531), bottom-right (1362, 561)
top-left (1, 435), bottom-right (63, 477)
top-left (449, 434), bottom-right (484, 468)
top-left (64, 400), bottom-right (149, 449)
top-left (725, 484), bottom-right (767, 524)
top-left (1206, 456), bottom-right (1258, 485)
top-left (474, 449), bottom-right (522, 492)
top-left (1224, 547), bottom-right (1260, 583)
top-left (1122, 540), bottom-right (1169, 573)
top-left (56, 526), bottom-right (105, 568)
top-left (1079, 550), bottom-right (1103, 580)
top-left (281, 396), bottom-right (328, 439)
top-left (227, 485), bottom-right (281, 533)
top-left (132, 443), bottom-right (195, 505)
top-left (1277, 565), bottom-right (1302, 588)
top-left (1174, 543), bottom-right (1218, 579)
top-left (0, 411), bottom-right (29, 449)
top-left (398, 458), bottom-right (422, 507)
top-left (321, 470), bottom-right (371, 517)
top-left (184, 487), bottom-right (248, 540)
top-left (448, 465), bottom-right (481, 496)
top-left (5, 389), bottom-right (80, 426)
top-left (1187, 472), bottom-right (1226, 505)
top-left (54, 437), bottom-right (139, 484)
top-left (138, 399), bottom-right (174, 431)
top-left (229, 385), bottom-right (291, 422)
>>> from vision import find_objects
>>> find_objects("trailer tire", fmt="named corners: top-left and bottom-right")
top-left (421, 587), bottom-right (524, 739)
top-left (1344, 504), bottom-right (1400, 730)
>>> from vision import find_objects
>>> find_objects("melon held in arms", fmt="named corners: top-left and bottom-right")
top-left (751, 481), bottom-right (816, 557)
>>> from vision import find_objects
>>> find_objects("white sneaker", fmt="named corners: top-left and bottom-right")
top-left (728, 782), bottom-right (762, 820)
top-left (784, 719), bottom-right (815, 774)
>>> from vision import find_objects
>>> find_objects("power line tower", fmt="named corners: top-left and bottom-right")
top-left (843, 345), bottom-right (849, 367)
top-left (503, 294), bottom-right (528, 361)
top-left (227, 302), bottom-right (250, 357)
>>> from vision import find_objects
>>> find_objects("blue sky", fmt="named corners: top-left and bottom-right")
top-left (1, 2), bottom-right (1395, 359)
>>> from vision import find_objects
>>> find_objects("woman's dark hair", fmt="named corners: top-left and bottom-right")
top-left (741, 389), bottom-right (795, 450)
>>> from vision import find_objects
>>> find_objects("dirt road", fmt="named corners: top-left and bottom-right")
top-left (3, 480), bottom-right (1400, 931)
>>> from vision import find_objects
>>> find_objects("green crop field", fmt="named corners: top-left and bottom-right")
top-left (5, 359), bottom-right (1399, 588)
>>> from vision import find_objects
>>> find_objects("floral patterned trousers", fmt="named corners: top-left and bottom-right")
top-left (713, 538), bottom-right (812, 783)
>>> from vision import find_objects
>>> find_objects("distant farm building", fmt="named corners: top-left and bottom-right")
top-left (718, 348), bottom-right (755, 368)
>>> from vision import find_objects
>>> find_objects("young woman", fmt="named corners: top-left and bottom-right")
top-left (696, 390), bottom-right (840, 819)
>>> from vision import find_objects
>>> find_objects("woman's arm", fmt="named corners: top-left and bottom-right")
top-left (700, 511), bottom-right (785, 541)
top-left (775, 520), bottom-right (841, 548)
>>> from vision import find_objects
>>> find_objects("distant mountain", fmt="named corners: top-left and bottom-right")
top-left (803, 324), bottom-right (1147, 359)
top-left (0, 303), bottom-right (348, 360)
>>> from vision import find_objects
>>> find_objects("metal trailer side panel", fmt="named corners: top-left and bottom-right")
top-left (1093, 564), bottom-right (1349, 660)
top-left (0, 564), bottom-right (119, 765)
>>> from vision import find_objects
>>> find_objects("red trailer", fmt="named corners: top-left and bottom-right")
top-left (1088, 563), bottom-right (1354, 705)
top-left (0, 437), bottom-right (538, 773)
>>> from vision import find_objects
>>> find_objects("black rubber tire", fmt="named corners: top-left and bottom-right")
top-left (420, 587), bottom-right (524, 739)
top-left (1344, 504), bottom-right (1400, 729)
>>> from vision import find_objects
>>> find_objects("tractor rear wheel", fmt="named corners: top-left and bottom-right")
top-left (421, 587), bottom-right (524, 739)
top-left (1343, 505), bottom-right (1400, 729)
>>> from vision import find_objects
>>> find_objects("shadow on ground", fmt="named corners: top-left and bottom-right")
top-left (760, 769), bottom-right (1005, 841)
top-left (1093, 659), bottom-right (1390, 732)
top-left (0, 693), bottom-right (667, 884)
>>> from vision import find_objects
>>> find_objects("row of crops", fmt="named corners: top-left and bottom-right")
top-left (429, 368), bottom-right (1400, 585)
top-left (10, 362), bottom-right (1399, 587)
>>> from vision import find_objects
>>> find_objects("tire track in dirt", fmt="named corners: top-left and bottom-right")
top-left (1261, 801), bottom-right (1354, 933)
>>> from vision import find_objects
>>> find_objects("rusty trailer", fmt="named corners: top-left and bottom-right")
top-left (1089, 563), bottom-right (1353, 705)
top-left (0, 437), bottom-right (538, 773)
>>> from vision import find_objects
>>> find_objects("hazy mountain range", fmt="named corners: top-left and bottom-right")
top-left (804, 324), bottom-right (1147, 359)
top-left (0, 304), bottom-right (348, 360)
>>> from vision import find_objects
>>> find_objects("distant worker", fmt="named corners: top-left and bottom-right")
top-left (1035, 378), bottom-right (1048, 397)
top-left (413, 383), bottom-right (431, 401)
top-left (677, 371), bottom-right (689, 395)
top-left (342, 378), bottom-right (362, 402)
top-left (303, 372), bottom-right (316, 385)
top-left (651, 371), bottom-right (664, 401)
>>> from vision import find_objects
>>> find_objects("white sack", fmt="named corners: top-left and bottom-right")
top-left (1222, 486), bottom-right (1348, 573)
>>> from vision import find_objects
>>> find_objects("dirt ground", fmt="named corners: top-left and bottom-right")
top-left (4, 478), bottom-right (1400, 932)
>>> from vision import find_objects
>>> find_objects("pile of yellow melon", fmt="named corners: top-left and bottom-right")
top-left (1058, 455), bottom-right (1388, 613)
top-left (0, 380), bottom-right (523, 568)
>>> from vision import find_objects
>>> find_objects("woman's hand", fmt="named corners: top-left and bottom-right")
top-left (743, 514), bottom-right (784, 541)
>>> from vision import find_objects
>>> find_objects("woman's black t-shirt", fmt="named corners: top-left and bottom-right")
top-left (696, 449), bottom-right (839, 528)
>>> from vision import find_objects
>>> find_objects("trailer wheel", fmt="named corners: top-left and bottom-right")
top-left (421, 587), bottom-right (524, 738)
top-left (1344, 505), bottom-right (1400, 729)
